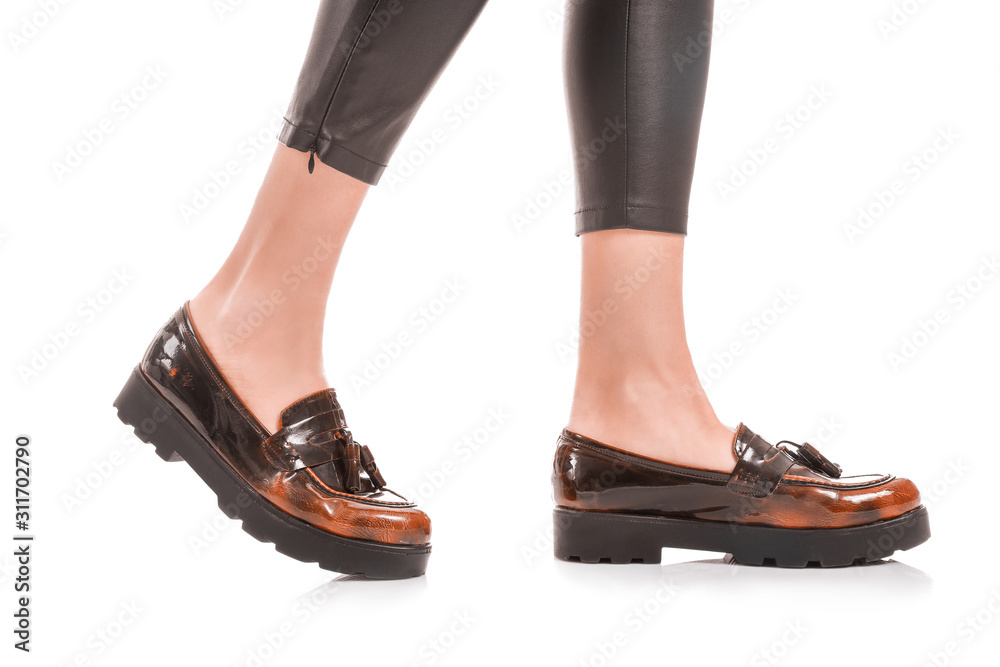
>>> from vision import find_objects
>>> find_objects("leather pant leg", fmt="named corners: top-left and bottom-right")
top-left (278, 0), bottom-right (714, 236)
top-left (564, 0), bottom-right (714, 236)
top-left (278, 0), bottom-right (490, 185)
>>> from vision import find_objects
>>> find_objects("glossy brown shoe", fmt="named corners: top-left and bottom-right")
top-left (114, 304), bottom-right (430, 578)
top-left (552, 425), bottom-right (930, 567)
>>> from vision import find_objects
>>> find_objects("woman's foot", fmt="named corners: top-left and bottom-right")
top-left (569, 229), bottom-right (737, 473)
top-left (188, 291), bottom-right (329, 433)
top-left (187, 144), bottom-right (368, 431)
top-left (551, 424), bottom-right (929, 566)
top-left (568, 375), bottom-right (737, 473)
top-left (115, 305), bottom-right (431, 578)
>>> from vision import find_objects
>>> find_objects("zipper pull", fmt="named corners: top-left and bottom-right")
top-left (307, 146), bottom-right (316, 174)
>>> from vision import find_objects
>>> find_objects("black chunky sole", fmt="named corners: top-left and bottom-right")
top-left (114, 367), bottom-right (431, 579)
top-left (553, 505), bottom-right (930, 568)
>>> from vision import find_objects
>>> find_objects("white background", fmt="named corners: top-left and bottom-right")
top-left (3, 0), bottom-right (999, 665)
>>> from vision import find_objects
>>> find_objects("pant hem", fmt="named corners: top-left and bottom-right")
top-left (278, 119), bottom-right (387, 186)
top-left (574, 206), bottom-right (688, 236)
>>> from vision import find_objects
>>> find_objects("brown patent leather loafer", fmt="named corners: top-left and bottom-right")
top-left (114, 304), bottom-right (431, 578)
top-left (552, 425), bottom-right (930, 567)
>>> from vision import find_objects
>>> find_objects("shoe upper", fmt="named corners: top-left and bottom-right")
top-left (552, 424), bottom-right (921, 529)
top-left (140, 304), bottom-right (430, 546)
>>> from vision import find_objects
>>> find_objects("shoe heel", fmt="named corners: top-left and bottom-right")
top-left (113, 367), bottom-right (185, 463)
top-left (553, 508), bottom-right (663, 564)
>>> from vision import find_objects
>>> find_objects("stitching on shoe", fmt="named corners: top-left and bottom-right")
top-left (562, 435), bottom-right (730, 483)
top-left (303, 468), bottom-right (412, 507)
top-left (782, 474), bottom-right (893, 489)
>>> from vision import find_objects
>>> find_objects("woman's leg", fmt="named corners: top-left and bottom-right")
top-left (563, 0), bottom-right (737, 471)
top-left (189, 0), bottom-right (488, 431)
top-left (188, 147), bottom-right (364, 432)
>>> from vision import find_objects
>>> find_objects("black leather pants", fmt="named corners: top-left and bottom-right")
top-left (278, 1), bottom-right (714, 236)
